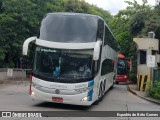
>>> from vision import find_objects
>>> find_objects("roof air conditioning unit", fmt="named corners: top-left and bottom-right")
top-left (148, 31), bottom-right (155, 39)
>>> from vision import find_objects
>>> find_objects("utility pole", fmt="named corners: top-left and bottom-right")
top-left (147, 47), bottom-right (153, 93)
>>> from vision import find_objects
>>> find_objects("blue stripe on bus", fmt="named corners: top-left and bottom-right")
top-left (88, 80), bottom-right (94, 87)
top-left (87, 80), bottom-right (94, 101)
top-left (87, 89), bottom-right (93, 101)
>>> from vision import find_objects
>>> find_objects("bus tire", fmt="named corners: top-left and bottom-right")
top-left (93, 83), bottom-right (103, 105)
top-left (116, 81), bottom-right (119, 84)
top-left (99, 83), bottom-right (104, 102)
top-left (103, 80), bottom-right (106, 93)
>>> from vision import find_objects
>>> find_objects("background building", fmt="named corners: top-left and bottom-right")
top-left (133, 32), bottom-right (160, 91)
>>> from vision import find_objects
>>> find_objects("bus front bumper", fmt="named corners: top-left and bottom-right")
top-left (30, 87), bottom-right (94, 106)
top-left (116, 75), bottom-right (128, 82)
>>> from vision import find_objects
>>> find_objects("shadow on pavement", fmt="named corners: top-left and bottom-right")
top-left (115, 82), bottom-right (128, 85)
top-left (33, 102), bottom-right (92, 111)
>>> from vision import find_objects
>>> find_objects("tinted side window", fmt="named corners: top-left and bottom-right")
top-left (104, 26), bottom-right (119, 51)
top-left (101, 59), bottom-right (114, 76)
top-left (104, 26), bottom-right (108, 46)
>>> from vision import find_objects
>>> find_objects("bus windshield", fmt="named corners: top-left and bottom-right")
top-left (33, 46), bottom-right (93, 82)
top-left (39, 13), bottom-right (97, 43)
top-left (117, 59), bottom-right (128, 75)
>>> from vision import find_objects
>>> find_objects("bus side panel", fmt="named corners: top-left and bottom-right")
top-left (101, 45), bottom-right (117, 90)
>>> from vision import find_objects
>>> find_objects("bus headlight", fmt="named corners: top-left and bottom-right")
top-left (81, 96), bottom-right (88, 101)
top-left (31, 91), bottom-right (35, 96)
top-left (124, 76), bottom-right (127, 78)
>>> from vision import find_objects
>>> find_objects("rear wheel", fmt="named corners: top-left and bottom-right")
top-left (110, 75), bottom-right (115, 89)
top-left (116, 81), bottom-right (119, 84)
top-left (110, 81), bottom-right (114, 90)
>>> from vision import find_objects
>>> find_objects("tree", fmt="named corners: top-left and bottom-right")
top-left (129, 13), bottom-right (145, 36)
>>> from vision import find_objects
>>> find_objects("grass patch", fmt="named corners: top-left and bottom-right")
top-left (149, 81), bottom-right (160, 99)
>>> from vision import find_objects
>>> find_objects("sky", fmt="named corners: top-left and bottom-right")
top-left (84, 0), bottom-right (157, 15)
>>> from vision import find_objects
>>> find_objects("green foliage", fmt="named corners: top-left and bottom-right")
top-left (129, 72), bottom-right (137, 83)
top-left (150, 81), bottom-right (160, 99)
top-left (113, 2), bottom-right (160, 57)
top-left (129, 13), bottom-right (145, 36)
top-left (141, 6), bottom-right (160, 41)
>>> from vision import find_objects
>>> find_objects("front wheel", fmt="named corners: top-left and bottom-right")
top-left (93, 83), bottom-right (103, 105)
top-left (110, 81), bottom-right (114, 90)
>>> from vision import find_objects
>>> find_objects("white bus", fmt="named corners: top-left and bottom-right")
top-left (23, 13), bottom-right (118, 106)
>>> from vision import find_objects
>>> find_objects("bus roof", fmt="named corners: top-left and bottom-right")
top-left (46, 12), bottom-right (101, 19)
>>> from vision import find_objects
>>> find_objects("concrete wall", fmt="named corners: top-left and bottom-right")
top-left (157, 54), bottom-right (160, 63)
top-left (0, 69), bottom-right (26, 80)
top-left (0, 72), bottom-right (8, 80)
top-left (138, 65), bottom-right (150, 75)
top-left (133, 37), bottom-right (159, 76)
top-left (133, 38), bottom-right (159, 51)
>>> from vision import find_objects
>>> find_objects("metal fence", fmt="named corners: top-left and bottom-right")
top-left (153, 68), bottom-right (160, 83)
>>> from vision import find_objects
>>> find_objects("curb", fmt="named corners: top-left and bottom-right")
top-left (127, 85), bottom-right (160, 105)
top-left (0, 80), bottom-right (15, 84)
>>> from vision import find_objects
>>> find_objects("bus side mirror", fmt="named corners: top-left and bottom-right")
top-left (22, 36), bottom-right (36, 55)
top-left (93, 41), bottom-right (102, 60)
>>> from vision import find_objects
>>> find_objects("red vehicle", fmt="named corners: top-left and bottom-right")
top-left (115, 54), bottom-right (131, 84)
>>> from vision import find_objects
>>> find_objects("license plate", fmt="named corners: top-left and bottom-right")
top-left (52, 97), bottom-right (63, 103)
